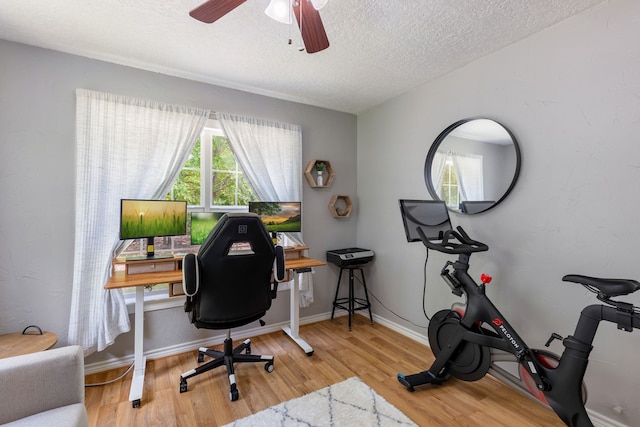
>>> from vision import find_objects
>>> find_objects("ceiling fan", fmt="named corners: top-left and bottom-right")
top-left (189, 0), bottom-right (330, 54)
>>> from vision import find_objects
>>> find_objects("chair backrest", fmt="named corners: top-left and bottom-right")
top-left (189, 212), bottom-right (276, 329)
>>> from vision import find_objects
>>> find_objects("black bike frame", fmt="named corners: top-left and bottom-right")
top-left (433, 252), bottom-right (640, 427)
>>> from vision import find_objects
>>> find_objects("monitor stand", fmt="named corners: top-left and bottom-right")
top-left (126, 254), bottom-right (174, 261)
top-left (270, 232), bottom-right (294, 249)
top-left (125, 237), bottom-right (174, 261)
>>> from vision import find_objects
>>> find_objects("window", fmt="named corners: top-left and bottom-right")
top-left (436, 153), bottom-right (484, 209)
top-left (441, 160), bottom-right (460, 208)
top-left (122, 123), bottom-right (255, 304)
top-left (175, 127), bottom-right (256, 209)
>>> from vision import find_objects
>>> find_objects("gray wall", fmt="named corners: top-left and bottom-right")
top-left (0, 40), bottom-right (357, 364)
top-left (357, 0), bottom-right (640, 424)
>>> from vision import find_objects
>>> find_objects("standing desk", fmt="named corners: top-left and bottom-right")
top-left (104, 247), bottom-right (324, 408)
top-left (280, 254), bottom-right (326, 355)
top-left (105, 266), bottom-right (182, 408)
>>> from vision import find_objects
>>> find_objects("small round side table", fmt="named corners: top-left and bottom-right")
top-left (0, 325), bottom-right (58, 359)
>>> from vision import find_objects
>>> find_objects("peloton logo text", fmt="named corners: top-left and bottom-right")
top-left (493, 318), bottom-right (520, 349)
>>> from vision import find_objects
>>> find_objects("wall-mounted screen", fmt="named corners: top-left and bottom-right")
top-left (399, 199), bottom-right (452, 242)
top-left (248, 201), bottom-right (302, 233)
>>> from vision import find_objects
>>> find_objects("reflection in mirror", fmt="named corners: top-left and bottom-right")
top-left (424, 119), bottom-right (521, 215)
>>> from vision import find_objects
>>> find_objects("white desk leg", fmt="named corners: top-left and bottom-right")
top-left (129, 285), bottom-right (146, 408)
top-left (282, 270), bottom-right (314, 355)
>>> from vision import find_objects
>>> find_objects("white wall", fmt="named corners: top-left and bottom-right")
top-left (0, 40), bottom-right (357, 364)
top-left (357, 0), bottom-right (640, 424)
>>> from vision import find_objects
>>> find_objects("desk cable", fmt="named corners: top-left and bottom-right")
top-left (85, 361), bottom-right (135, 387)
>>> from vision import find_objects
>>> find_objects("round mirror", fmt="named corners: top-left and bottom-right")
top-left (424, 118), bottom-right (521, 214)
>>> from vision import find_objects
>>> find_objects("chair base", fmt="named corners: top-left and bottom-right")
top-left (179, 334), bottom-right (274, 401)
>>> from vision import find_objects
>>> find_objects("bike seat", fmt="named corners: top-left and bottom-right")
top-left (563, 274), bottom-right (640, 297)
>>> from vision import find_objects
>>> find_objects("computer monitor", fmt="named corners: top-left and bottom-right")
top-left (399, 199), bottom-right (452, 242)
top-left (460, 200), bottom-right (495, 214)
top-left (120, 199), bottom-right (187, 259)
top-left (190, 212), bottom-right (225, 245)
top-left (248, 201), bottom-right (302, 233)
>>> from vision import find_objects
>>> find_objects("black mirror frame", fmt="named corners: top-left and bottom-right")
top-left (424, 118), bottom-right (522, 215)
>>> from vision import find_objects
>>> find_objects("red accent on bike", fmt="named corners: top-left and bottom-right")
top-left (481, 273), bottom-right (493, 284)
top-left (492, 318), bottom-right (503, 326)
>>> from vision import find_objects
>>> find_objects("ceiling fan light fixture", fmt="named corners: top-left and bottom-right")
top-left (310, 0), bottom-right (328, 10)
top-left (265, 0), bottom-right (292, 24)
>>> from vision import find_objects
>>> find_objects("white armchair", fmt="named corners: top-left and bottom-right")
top-left (0, 345), bottom-right (88, 427)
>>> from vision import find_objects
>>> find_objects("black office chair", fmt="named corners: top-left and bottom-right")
top-left (179, 212), bottom-right (285, 401)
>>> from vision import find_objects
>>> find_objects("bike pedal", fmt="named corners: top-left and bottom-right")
top-left (397, 373), bottom-right (415, 392)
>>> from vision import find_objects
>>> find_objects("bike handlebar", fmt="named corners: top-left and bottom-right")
top-left (417, 225), bottom-right (489, 254)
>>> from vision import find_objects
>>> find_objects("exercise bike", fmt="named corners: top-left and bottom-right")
top-left (397, 200), bottom-right (640, 427)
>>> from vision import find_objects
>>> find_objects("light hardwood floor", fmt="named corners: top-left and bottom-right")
top-left (84, 316), bottom-right (565, 426)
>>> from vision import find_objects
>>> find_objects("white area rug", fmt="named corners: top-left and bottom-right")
top-left (224, 377), bottom-right (417, 427)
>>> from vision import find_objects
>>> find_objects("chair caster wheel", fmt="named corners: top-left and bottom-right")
top-left (180, 379), bottom-right (188, 393)
top-left (197, 353), bottom-right (205, 363)
top-left (246, 344), bottom-right (251, 355)
top-left (132, 399), bottom-right (141, 408)
top-left (230, 389), bottom-right (239, 401)
top-left (265, 361), bottom-right (274, 373)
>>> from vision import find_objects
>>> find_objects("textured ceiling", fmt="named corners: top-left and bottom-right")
top-left (0, 0), bottom-right (604, 114)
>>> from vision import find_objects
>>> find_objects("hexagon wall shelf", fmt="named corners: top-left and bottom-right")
top-left (328, 194), bottom-right (352, 218)
top-left (305, 159), bottom-right (335, 188)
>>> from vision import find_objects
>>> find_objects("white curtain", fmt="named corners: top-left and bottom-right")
top-left (70, 89), bottom-right (209, 355)
top-left (451, 152), bottom-right (484, 201)
top-left (217, 113), bottom-right (313, 307)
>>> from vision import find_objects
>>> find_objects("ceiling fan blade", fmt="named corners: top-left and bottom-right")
top-left (292, 0), bottom-right (330, 54)
top-left (189, 0), bottom-right (247, 24)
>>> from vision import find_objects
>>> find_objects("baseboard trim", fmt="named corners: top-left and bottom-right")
top-left (369, 312), bottom-right (429, 346)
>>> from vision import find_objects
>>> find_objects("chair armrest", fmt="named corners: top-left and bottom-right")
top-left (270, 245), bottom-right (286, 298)
top-left (182, 253), bottom-right (199, 298)
top-left (274, 245), bottom-right (286, 282)
top-left (0, 345), bottom-right (85, 425)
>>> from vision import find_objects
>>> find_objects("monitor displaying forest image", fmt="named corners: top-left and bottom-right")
top-left (248, 202), bottom-right (302, 233)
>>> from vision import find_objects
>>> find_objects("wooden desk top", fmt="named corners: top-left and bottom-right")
top-left (105, 255), bottom-right (326, 290)
top-left (285, 256), bottom-right (326, 270)
top-left (0, 331), bottom-right (58, 359)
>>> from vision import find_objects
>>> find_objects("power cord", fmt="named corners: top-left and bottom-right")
top-left (356, 250), bottom-right (431, 329)
top-left (85, 361), bottom-right (135, 387)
